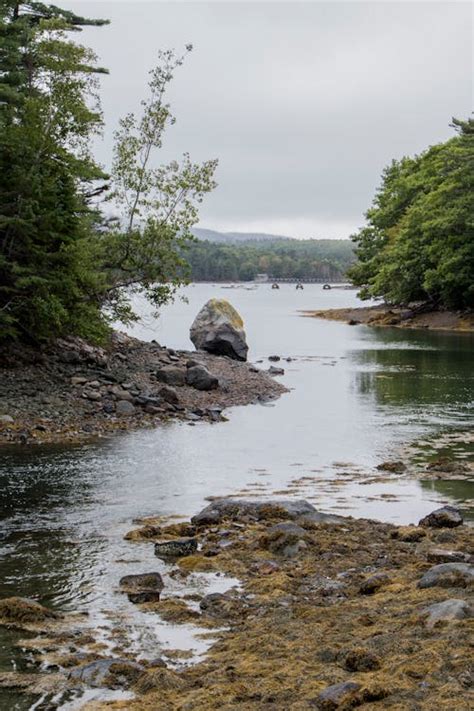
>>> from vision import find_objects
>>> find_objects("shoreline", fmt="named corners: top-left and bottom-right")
top-left (1, 499), bottom-right (472, 709)
top-left (301, 305), bottom-right (474, 332)
top-left (0, 332), bottom-right (287, 447)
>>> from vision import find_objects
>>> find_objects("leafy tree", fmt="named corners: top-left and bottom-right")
top-left (349, 119), bottom-right (474, 310)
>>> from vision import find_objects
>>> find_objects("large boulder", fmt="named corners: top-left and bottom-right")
top-left (190, 299), bottom-right (248, 361)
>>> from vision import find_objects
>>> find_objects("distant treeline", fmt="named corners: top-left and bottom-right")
top-left (184, 239), bottom-right (355, 282)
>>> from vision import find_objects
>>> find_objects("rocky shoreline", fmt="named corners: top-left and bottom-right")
top-left (301, 305), bottom-right (474, 332)
top-left (0, 331), bottom-right (287, 446)
top-left (0, 499), bottom-right (472, 709)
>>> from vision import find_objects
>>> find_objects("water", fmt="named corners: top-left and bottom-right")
top-left (0, 283), bottom-right (473, 708)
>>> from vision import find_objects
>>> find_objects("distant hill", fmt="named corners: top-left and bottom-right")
top-left (192, 228), bottom-right (295, 243)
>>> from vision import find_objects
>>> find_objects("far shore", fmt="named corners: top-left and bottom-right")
top-left (301, 304), bottom-right (474, 333)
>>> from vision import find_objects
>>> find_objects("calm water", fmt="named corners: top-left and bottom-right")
top-left (0, 283), bottom-right (473, 708)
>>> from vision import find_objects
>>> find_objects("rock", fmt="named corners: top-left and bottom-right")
top-left (312, 681), bottom-right (361, 710)
top-left (0, 415), bottom-right (14, 425)
top-left (199, 592), bottom-right (243, 619)
top-left (185, 365), bottom-right (219, 391)
top-left (155, 366), bottom-right (186, 386)
top-left (251, 560), bottom-right (280, 576)
top-left (417, 563), bottom-right (474, 589)
top-left (119, 573), bottom-right (164, 603)
top-left (297, 511), bottom-right (346, 526)
top-left (267, 522), bottom-right (307, 537)
top-left (359, 572), bottom-right (391, 595)
top-left (419, 506), bottom-right (463, 528)
top-left (302, 576), bottom-right (346, 597)
top-left (154, 538), bottom-right (198, 559)
top-left (421, 598), bottom-right (473, 628)
top-left (344, 648), bottom-right (381, 672)
top-left (190, 299), bottom-right (248, 361)
top-left (84, 390), bottom-right (101, 401)
top-left (268, 365), bottom-right (284, 376)
top-left (191, 499), bottom-right (318, 526)
top-left (391, 526), bottom-right (426, 542)
top-left (268, 355), bottom-right (280, 361)
top-left (426, 549), bottom-right (471, 564)
top-left (115, 400), bottom-right (135, 416)
top-left (158, 385), bottom-right (180, 405)
top-left (376, 460), bottom-right (406, 473)
top-left (70, 376), bottom-right (87, 385)
top-left (68, 658), bottom-right (144, 689)
top-left (0, 597), bottom-right (59, 624)
top-left (110, 386), bottom-right (133, 401)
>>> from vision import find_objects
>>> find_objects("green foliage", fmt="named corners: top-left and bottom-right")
top-left (0, 5), bottom-right (217, 343)
top-left (349, 119), bottom-right (474, 310)
top-left (185, 239), bottom-right (354, 282)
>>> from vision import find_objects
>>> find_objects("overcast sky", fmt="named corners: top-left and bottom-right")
top-left (63, 1), bottom-right (472, 239)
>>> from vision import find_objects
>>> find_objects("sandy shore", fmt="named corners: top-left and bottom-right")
top-left (301, 305), bottom-right (474, 332)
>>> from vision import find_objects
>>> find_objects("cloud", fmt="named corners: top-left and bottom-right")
top-left (65, 1), bottom-right (472, 238)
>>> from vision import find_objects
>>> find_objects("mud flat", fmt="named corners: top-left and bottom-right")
top-left (301, 305), bottom-right (474, 332)
top-left (1, 499), bottom-right (472, 710)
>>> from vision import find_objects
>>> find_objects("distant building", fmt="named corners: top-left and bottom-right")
top-left (254, 273), bottom-right (269, 283)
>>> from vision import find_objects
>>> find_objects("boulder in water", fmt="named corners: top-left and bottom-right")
top-left (190, 299), bottom-right (248, 361)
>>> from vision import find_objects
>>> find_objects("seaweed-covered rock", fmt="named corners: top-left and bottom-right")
top-left (190, 299), bottom-right (248, 361)
top-left (119, 572), bottom-right (164, 603)
top-left (344, 648), bottom-right (381, 672)
top-left (422, 598), bottom-right (473, 628)
top-left (418, 563), bottom-right (474, 589)
top-left (312, 681), bottom-right (361, 710)
top-left (0, 597), bottom-right (59, 625)
top-left (191, 498), bottom-right (318, 526)
top-left (154, 538), bottom-right (198, 559)
top-left (68, 658), bottom-right (144, 689)
top-left (419, 506), bottom-right (463, 528)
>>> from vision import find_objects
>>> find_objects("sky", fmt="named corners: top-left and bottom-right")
top-left (62, 1), bottom-right (472, 239)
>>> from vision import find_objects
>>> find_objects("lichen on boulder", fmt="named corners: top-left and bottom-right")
top-left (190, 299), bottom-right (249, 361)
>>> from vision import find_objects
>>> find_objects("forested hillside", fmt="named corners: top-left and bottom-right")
top-left (185, 239), bottom-right (355, 281)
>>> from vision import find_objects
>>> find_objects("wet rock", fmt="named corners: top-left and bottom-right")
top-left (376, 460), bottom-right (406, 473)
top-left (421, 598), bottom-right (473, 628)
top-left (191, 498), bottom-right (318, 526)
top-left (344, 647), bottom-right (381, 672)
top-left (312, 681), bottom-right (361, 710)
top-left (68, 658), bottom-right (144, 689)
top-left (185, 365), bottom-right (218, 391)
top-left (417, 563), bottom-right (474, 589)
top-left (154, 538), bottom-right (198, 559)
top-left (158, 385), bottom-right (180, 405)
top-left (155, 366), bottom-right (186, 386)
top-left (115, 399), bottom-right (135, 416)
top-left (426, 549), bottom-right (471, 564)
top-left (419, 506), bottom-right (463, 528)
top-left (190, 298), bottom-right (248, 361)
top-left (359, 572), bottom-right (391, 595)
top-left (0, 597), bottom-right (59, 625)
top-left (268, 365), bottom-right (284, 376)
top-left (119, 572), bottom-right (164, 603)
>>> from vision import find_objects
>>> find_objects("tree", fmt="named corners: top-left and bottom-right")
top-left (0, 1), bottom-right (109, 341)
top-left (349, 118), bottom-right (474, 310)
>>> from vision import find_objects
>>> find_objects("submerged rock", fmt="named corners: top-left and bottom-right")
top-left (68, 658), bottom-right (144, 689)
top-left (418, 563), bottom-right (474, 589)
top-left (154, 538), bottom-right (198, 559)
top-left (419, 506), bottom-right (463, 528)
top-left (191, 498), bottom-right (318, 526)
top-left (190, 299), bottom-right (248, 361)
top-left (119, 572), bottom-right (164, 603)
top-left (185, 364), bottom-right (219, 391)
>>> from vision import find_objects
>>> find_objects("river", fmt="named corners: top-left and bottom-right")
top-left (0, 283), bottom-right (473, 709)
